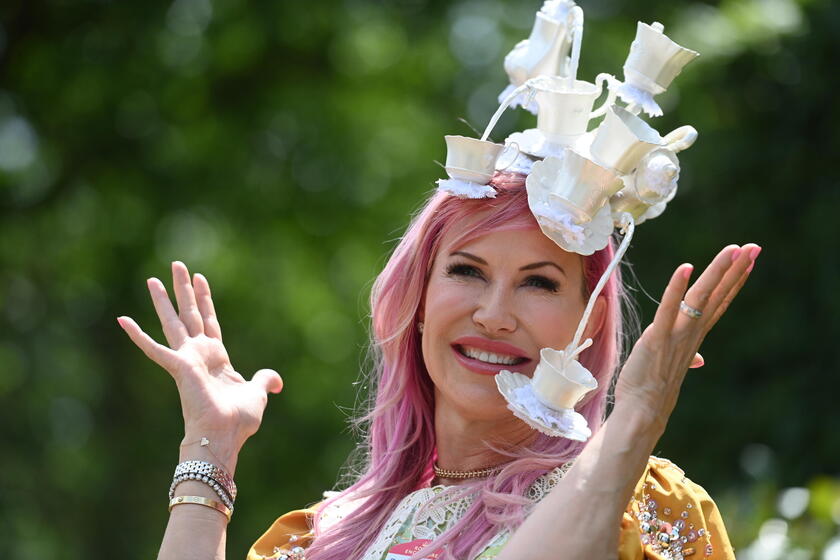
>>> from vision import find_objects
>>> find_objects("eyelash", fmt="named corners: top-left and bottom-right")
top-left (445, 263), bottom-right (559, 293)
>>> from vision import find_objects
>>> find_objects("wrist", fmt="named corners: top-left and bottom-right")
top-left (608, 400), bottom-right (666, 444)
top-left (179, 431), bottom-right (242, 475)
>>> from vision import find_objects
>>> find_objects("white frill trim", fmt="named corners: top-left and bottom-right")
top-left (436, 178), bottom-right (497, 199)
top-left (533, 201), bottom-right (614, 256)
top-left (496, 150), bottom-right (536, 175)
top-left (616, 82), bottom-right (663, 117)
top-left (495, 370), bottom-right (592, 441)
top-left (505, 128), bottom-right (567, 159)
top-left (534, 205), bottom-right (585, 245)
top-left (497, 84), bottom-right (539, 115)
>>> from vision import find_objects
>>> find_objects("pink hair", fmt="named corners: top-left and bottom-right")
top-left (305, 172), bottom-right (631, 560)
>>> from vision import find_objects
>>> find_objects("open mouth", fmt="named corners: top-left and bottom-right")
top-left (454, 345), bottom-right (528, 366)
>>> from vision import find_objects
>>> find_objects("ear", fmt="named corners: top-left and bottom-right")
top-left (581, 295), bottom-right (607, 341)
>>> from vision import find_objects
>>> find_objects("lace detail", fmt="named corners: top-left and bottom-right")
top-left (360, 488), bottom-right (436, 560)
top-left (359, 462), bottom-right (574, 560)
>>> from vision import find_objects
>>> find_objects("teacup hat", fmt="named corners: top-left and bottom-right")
top-left (436, 1), bottom-right (699, 441)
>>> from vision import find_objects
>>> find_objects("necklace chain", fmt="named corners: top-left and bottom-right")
top-left (433, 463), bottom-right (505, 480)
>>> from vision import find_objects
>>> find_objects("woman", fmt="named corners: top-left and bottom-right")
top-left (118, 172), bottom-right (759, 559)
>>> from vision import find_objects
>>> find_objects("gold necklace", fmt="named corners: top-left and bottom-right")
top-left (433, 463), bottom-right (505, 480)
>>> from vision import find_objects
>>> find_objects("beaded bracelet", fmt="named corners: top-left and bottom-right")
top-left (169, 472), bottom-right (235, 511)
top-left (172, 460), bottom-right (237, 500)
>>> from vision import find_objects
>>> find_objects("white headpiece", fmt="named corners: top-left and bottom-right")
top-left (436, 2), bottom-right (699, 441)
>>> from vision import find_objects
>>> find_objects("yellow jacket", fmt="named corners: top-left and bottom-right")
top-left (248, 456), bottom-right (735, 560)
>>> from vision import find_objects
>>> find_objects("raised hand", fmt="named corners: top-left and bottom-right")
top-left (614, 243), bottom-right (761, 434)
top-left (117, 261), bottom-right (283, 469)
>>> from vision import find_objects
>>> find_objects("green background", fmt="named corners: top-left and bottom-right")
top-left (1, 0), bottom-right (838, 557)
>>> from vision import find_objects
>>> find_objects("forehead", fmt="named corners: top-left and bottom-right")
top-left (440, 226), bottom-right (582, 270)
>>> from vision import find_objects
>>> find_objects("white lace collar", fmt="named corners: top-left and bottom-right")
top-left (358, 462), bottom-right (573, 560)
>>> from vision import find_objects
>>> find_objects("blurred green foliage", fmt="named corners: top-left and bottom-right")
top-left (0, 0), bottom-right (837, 558)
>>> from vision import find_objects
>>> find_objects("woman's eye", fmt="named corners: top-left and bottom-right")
top-left (524, 275), bottom-right (559, 292)
top-left (446, 263), bottom-right (483, 279)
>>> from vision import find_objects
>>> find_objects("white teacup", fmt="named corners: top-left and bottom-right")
top-left (529, 150), bottom-right (622, 223)
top-left (590, 105), bottom-right (663, 175)
top-left (504, 11), bottom-right (573, 87)
top-left (533, 73), bottom-right (617, 145)
top-left (623, 22), bottom-right (699, 96)
top-left (531, 347), bottom-right (598, 410)
top-left (443, 135), bottom-right (507, 185)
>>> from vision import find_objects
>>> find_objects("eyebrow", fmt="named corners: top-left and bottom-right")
top-left (449, 251), bottom-right (567, 277)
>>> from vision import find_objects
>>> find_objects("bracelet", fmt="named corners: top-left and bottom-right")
top-left (172, 460), bottom-right (237, 501)
top-left (169, 473), bottom-right (235, 510)
top-left (169, 495), bottom-right (232, 522)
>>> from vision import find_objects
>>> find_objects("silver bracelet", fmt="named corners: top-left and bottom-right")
top-left (170, 460), bottom-right (237, 508)
top-left (173, 460), bottom-right (237, 500)
top-left (169, 472), bottom-right (235, 511)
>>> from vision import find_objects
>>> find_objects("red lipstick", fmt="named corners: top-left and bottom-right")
top-left (450, 336), bottom-right (533, 376)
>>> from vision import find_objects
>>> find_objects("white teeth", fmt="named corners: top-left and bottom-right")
top-left (460, 346), bottom-right (521, 365)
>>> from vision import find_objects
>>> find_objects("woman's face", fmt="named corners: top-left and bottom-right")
top-left (421, 226), bottom-right (596, 423)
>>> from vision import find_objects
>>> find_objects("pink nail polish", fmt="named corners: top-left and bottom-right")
top-left (683, 265), bottom-right (694, 279)
top-left (730, 248), bottom-right (742, 262)
top-left (749, 246), bottom-right (762, 261)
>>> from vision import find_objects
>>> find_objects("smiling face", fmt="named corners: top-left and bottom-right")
top-left (420, 225), bottom-right (595, 424)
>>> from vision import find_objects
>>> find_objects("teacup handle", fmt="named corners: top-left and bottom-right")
top-left (589, 73), bottom-right (619, 119)
top-left (662, 125), bottom-right (698, 153)
top-left (496, 142), bottom-right (522, 172)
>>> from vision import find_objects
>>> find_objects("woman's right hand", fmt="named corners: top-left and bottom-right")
top-left (117, 261), bottom-right (283, 470)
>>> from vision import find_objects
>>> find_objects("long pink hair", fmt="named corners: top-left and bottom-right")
top-left (305, 172), bottom-right (632, 560)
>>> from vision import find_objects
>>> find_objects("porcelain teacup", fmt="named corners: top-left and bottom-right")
top-left (589, 105), bottom-right (663, 175)
top-left (531, 347), bottom-right (598, 410)
top-left (532, 73), bottom-right (617, 146)
top-left (443, 135), bottom-right (508, 185)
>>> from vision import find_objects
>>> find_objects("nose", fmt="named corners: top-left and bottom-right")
top-left (472, 283), bottom-right (517, 334)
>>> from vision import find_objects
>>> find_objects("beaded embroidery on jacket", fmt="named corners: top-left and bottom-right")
top-left (628, 457), bottom-right (716, 560)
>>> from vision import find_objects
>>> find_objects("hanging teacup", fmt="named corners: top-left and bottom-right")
top-left (498, 1), bottom-right (578, 113)
top-left (495, 345), bottom-right (597, 441)
top-left (617, 22), bottom-right (699, 117)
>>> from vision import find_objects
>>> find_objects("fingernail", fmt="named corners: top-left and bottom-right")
top-left (730, 248), bottom-right (742, 262)
top-left (682, 265), bottom-right (693, 279)
top-left (749, 246), bottom-right (762, 261)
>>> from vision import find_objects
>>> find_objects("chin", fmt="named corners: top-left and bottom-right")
top-left (442, 379), bottom-right (514, 421)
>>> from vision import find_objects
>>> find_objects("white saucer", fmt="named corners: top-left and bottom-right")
top-left (495, 370), bottom-right (592, 441)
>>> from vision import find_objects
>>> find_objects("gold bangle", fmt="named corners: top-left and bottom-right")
top-left (168, 495), bottom-right (232, 522)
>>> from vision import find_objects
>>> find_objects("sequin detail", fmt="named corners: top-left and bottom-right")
top-left (629, 457), bottom-right (715, 560)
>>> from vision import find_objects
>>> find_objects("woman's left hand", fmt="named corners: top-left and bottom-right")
top-left (613, 243), bottom-right (760, 435)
